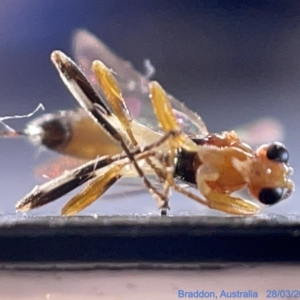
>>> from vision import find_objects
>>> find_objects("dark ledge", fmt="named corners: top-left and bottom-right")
top-left (0, 214), bottom-right (299, 263)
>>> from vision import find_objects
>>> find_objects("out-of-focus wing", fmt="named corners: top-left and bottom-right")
top-left (35, 156), bottom-right (87, 180)
top-left (72, 29), bottom-right (208, 137)
top-left (234, 117), bottom-right (285, 147)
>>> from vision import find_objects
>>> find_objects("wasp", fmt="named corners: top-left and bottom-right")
top-left (4, 30), bottom-right (293, 216)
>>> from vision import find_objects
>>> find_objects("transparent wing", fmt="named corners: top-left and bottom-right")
top-left (72, 29), bottom-right (208, 137)
top-left (234, 117), bottom-right (285, 146)
top-left (34, 155), bottom-right (88, 180)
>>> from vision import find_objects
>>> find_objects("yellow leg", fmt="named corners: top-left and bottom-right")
top-left (197, 166), bottom-right (260, 215)
top-left (205, 190), bottom-right (260, 215)
top-left (149, 81), bottom-right (199, 153)
top-left (157, 151), bottom-right (175, 214)
top-left (61, 163), bottom-right (125, 216)
top-left (162, 151), bottom-right (174, 197)
top-left (92, 60), bottom-right (136, 142)
top-left (172, 184), bottom-right (208, 207)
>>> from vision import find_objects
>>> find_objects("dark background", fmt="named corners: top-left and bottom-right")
top-left (0, 0), bottom-right (300, 216)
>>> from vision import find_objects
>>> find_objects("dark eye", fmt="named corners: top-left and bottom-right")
top-left (258, 187), bottom-right (283, 205)
top-left (266, 142), bottom-right (289, 163)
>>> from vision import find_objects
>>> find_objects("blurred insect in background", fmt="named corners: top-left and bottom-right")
top-left (0, 30), bottom-right (293, 216)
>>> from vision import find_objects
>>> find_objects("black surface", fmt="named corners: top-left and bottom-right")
top-left (0, 215), bottom-right (300, 263)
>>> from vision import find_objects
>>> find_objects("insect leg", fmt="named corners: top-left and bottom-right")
top-left (149, 80), bottom-right (201, 212)
top-left (92, 60), bottom-right (168, 187)
top-left (196, 165), bottom-right (260, 215)
top-left (204, 191), bottom-right (260, 215)
top-left (61, 163), bottom-right (125, 216)
top-left (149, 81), bottom-right (199, 152)
top-left (172, 184), bottom-right (209, 208)
top-left (158, 151), bottom-right (176, 216)
top-left (92, 60), bottom-right (135, 143)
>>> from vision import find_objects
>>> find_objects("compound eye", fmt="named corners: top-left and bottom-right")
top-left (266, 142), bottom-right (289, 163)
top-left (258, 187), bottom-right (283, 205)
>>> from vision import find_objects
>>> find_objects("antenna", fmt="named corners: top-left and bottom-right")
top-left (0, 103), bottom-right (45, 138)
